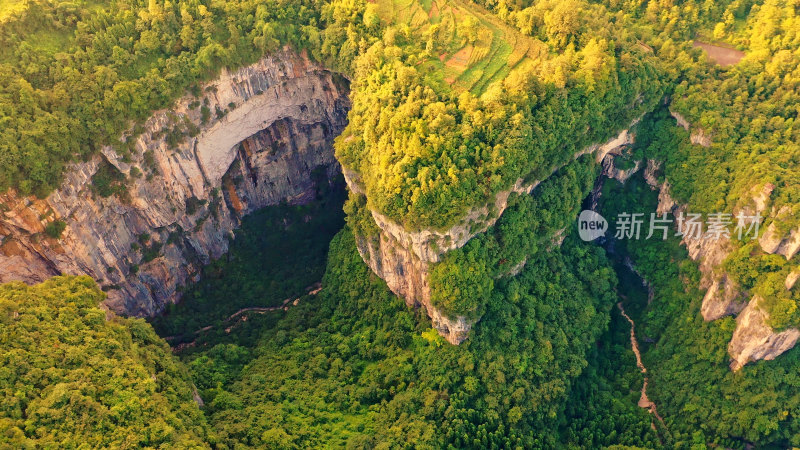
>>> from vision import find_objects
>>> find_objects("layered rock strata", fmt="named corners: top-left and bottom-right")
top-left (0, 49), bottom-right (350, 316)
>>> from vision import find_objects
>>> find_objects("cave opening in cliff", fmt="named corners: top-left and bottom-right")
top-left (149, 169), bottom-right (347, 347)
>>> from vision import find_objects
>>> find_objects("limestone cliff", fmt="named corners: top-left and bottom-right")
top-left (645, 155), bottom-right (800, 369)
top-left (600, 149), bottom-right (642, 184)
top-left (727, 296), bottom-right (800, 371)
top-left (349, 127), bottom-right (636, 344)
top-left (0, 49), bottom-right (350, 316)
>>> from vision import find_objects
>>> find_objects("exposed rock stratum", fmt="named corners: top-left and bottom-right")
top-left (0, 49), bottom-right (349, 316)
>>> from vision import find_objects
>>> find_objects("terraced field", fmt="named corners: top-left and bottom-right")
top-left (375, 0), bottom-right (547, 95)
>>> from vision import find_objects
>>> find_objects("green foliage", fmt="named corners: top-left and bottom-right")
top-left (756, 271), bottom-right (800, 330)
top-left (559, 302), bottom-right (663, 448)
top-left (723, 242), bottom-right (786, 291)
top-left (342, 191), bottom-right (380, 240)
top-left (43, 219), bottom-right (66, 239)
top-left (3, 0), bottom-right (800, 447)
top-left (91, 160), bottom-right (128, 199)
top-left (181, 227), bottom-right (619, 447)
top-left (427, 155), bottom-right (599, 319)
top-left (336, 0), bottom-right (664, 231)
top-left (429, 239), bottom-right (493, 318)
top-left (0, 276), bottom-right (210, 448)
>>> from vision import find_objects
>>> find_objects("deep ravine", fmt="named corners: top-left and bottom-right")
top-left (164, 282), bottom-right (323, 351)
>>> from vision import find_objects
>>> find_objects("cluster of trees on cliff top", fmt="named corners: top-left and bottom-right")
top-left (336, 0), bottom-right (664, 230)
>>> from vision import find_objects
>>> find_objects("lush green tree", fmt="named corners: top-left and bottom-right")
top-left (0, 276), bottom-right (210, 448)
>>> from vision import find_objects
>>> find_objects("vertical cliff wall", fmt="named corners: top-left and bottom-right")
top-left (0, 49), bottom-right (350, 316)
top-left (606, 143), bottom-right (800, 370)
top-left (348, 127), bottom-right (636, 344)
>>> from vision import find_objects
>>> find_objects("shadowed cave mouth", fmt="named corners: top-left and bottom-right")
top-left (149, 119), bottom-right (348, 346)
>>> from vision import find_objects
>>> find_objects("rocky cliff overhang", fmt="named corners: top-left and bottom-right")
top-left (348, 125), bottom-right (637, 344)
top-left (0, 48), bottom-right (350, 316)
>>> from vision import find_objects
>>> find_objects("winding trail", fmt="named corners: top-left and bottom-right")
top-left (617, 302), bottom-right (667, 432)
top-left (164, 283), bottom-right (322, 351)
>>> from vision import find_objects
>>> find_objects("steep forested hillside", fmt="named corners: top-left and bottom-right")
top-left (597, 173), bottom-right (800, 447)
top-left (606, 0), bottom-right (800, 331)
top-left (0, 0), bottom-right (372, 195)
top-left (0, 276), bottom-right (210, 447)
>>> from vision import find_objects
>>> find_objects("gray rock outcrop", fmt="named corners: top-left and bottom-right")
top-left (728, 297), bottom-right (800, 371)
top-left (0, 49), bottom-right (350, 316)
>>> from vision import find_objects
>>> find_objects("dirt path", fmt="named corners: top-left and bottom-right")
top-left (693, 41), bottom-right (745, 66)
top-left (165, 283), bottom-right (322, 351)
top-left (617, 302), bottom-right (667, 432)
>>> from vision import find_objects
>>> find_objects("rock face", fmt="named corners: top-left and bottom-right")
top-left (645, 149), bottom-right (800, 369)
top-left (349, 126), bottom-right (636, 344)
top-left (700, 275), bottom-right (747, 321)
top-left (787, 270), bottom-right (800, 291)
top-left (601, 153), bottom-right (642, 184)
top-left (0, 49), bottom-right (350, 316)
top-left (759, 222), bottom-right (800, 261)
top-left (728, 297), bottom-right (800, 371)
top-left (353, 230), bottom-right (473, 344)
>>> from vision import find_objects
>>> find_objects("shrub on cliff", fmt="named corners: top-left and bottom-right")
top-left (429, 239), bottom-right (494, 319)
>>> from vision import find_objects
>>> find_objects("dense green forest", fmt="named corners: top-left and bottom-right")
top-left (186, 228), bottom-right (626, 448)
top-left (1, 0), bottom-right (800, 447)
top-left (335, 0), bottom-right (663, 231)
top-left (0, 276), bottom-right (211, 447)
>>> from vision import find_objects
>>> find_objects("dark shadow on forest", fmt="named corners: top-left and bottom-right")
top-left (149, 173), bottom-right (347, 346)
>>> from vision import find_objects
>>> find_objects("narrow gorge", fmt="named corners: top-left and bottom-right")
top-left (573, 104), bottom-right (799, 374)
